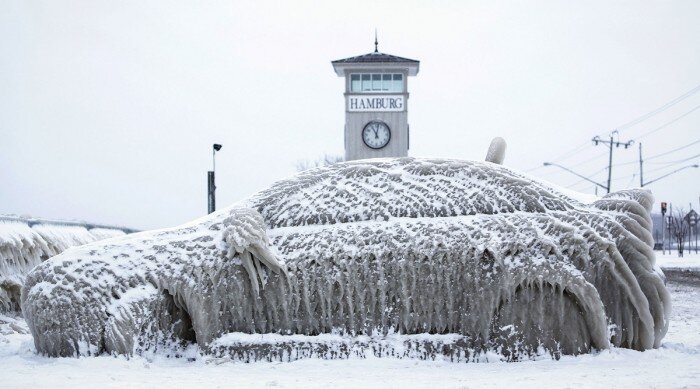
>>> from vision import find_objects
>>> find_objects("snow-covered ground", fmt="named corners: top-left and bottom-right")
top-left (656, 250), bottom-right (700, 269)
top-left (1, 253), bottom-right (699, 388)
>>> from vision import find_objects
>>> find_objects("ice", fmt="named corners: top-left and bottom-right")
top-left (485, 136), bottom-right (506, 165)
top-left (21, 156), bottom-right (670, 360)
top-left (0, 220), bottom-right (125, 312)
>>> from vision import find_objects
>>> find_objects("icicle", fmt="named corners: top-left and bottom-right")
top-left (0, 221), bottom-right (124, 312)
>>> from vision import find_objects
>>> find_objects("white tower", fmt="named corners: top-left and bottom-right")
top-left (332, 37), bottom-right (419, 161)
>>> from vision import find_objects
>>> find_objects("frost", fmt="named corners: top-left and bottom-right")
top-left (221, 208), bottom-right (286, 295)
top-left (0, 221), bottom-right (125, 312)
top-left (485, 137), bottom-right (506, 165)
top-left (21, 157), bottom-right (670, 361)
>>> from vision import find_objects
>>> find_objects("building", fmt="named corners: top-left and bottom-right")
top-left (332, 38), bottom-right (419, 161)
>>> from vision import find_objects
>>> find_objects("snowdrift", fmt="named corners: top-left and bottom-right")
top-left (0, 220), bottom-right (125, 312)
top-left (21, 157), bottom-right (670, 361)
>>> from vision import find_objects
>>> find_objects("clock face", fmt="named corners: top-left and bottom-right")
top-left (362, 121), bottom-right (391, 149)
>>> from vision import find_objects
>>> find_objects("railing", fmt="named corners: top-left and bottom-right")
top-left (0, 215), bottom-right (139, 234)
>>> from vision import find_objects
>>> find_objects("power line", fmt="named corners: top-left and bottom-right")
top-left (646, 155), bottom-right (700, 174)
top-left (638, 142), bottom-right (700, 188)
top-left (646, 139), bottom-right (700, 160)
top-left (550, 141), bottom-right (592, 163)
top-left (565, 166), bottom-right (608, 188)
top-left (592, 133), bottom-right (634, 193)
top-left (567, 179), bottom-right (595, 190)
top-left (528, 83), bottom-right (700, 174)
top-left (610, 173), bottom-right (638, 182)
top-left (633, 104), bottom-right (700, 141)
top-left (545, 136), bottom-right (633, 193)
top-left (524, 140), bottom-right (592, 172)
top-left (647, 153), bottom-right (700, 166)
top-left (647, 164), bottom-right (679, 175)
top-left (613, 149), bottom-right (700, 168)
top-left (568, 150), bottom-right (608, 168)
top-left (611, 159), bottom-right (639, 168)
top-left (616, 83), bottom-right (700, 132)
top-left (524, 165), bottom-right (545, 173)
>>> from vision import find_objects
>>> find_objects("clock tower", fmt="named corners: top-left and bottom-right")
top-left (332, 38), bottom-right (419, 161)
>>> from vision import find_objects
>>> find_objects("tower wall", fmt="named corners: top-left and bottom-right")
top-left (344, 108), bottom-right (408, 161)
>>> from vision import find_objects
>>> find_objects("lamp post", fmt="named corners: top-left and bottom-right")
top-left (208, 144), bottom-right (223, 214)
top-left (688, 210), bottom-right (698, 254)
top-left (543, 162), bottom-right (609, 193)
top-left (661, 202), bottom-right (667, 254)
top-left (642, 164), bottom-right (699, 187)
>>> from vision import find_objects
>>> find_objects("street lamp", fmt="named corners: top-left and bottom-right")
top-left (642, 164), bottom-right (698, 187)
top-left (208, 144), bottom-right (223, 214)
top-left (543, 162), bottom-right (610, 193)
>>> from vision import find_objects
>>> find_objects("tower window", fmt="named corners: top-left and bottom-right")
top-left (351, 74), bottom-right (361, 91)
top-left (350, 73), bottom-right (404, 93)
top-left (372, 74), bottom-right (382, 90)
top-left (382, 74), bottom-right (392, 91)
top-left (393, 74), bottom-right (403, 92)
top-left (361, 74), bottom-right (371, 91)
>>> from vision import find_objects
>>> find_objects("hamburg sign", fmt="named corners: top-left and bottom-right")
top-left (348, 95), bottom-right (404, 112)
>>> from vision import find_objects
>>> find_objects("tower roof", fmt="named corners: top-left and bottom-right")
top-left (331, 51), bottom-right (420, 76)
top-left (331, 52), bottom-right (419, 65)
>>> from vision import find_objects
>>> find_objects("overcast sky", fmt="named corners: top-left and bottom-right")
top-left (1, 0), bottom-right (699, 230)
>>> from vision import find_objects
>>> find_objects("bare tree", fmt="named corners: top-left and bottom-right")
top-left (653, 229), bottom-right (661, 249)
top-left (669, 208), bottom-right (689, 257)
top-left (296, 154), bottom-right (344, 172)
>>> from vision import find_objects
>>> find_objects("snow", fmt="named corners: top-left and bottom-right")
top-left (0, 220), bottom-right (126, 311)
top-left (656, 251), bottom-right (700, 269)
top-left (1, 276), bottom-right (698, 388)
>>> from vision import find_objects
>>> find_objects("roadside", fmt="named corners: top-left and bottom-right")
top-left (657, 251), bottom-right (700, 286)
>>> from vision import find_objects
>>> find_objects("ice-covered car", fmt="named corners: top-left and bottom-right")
top-left (21, 143), bottom-right (670, 361)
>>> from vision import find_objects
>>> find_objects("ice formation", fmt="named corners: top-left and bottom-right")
top-left (0, 220), bottom-right (125, 312)
top-left (485, 137), bottom-right (506, 165)
top-left (22, 153), bottom-right (670, 361)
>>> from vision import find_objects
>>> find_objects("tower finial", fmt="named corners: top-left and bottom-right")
top-left (374, 29), bottom-right (378, 53)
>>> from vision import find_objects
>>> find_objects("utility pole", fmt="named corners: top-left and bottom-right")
top-left (593, 131), bottom-right (634, 194)
top-left (639, 143), bottom-right (644, 188)
top-left (639, 142), bottom-right (698, 188)
top-left (661, 202), bottom-right (667, 255)
top-left (668, 202), bottom-right (673, 253)
top-left (688, 206), bottom-right (692, 254)
top-left (689, 203), bottom-right (697, 254)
